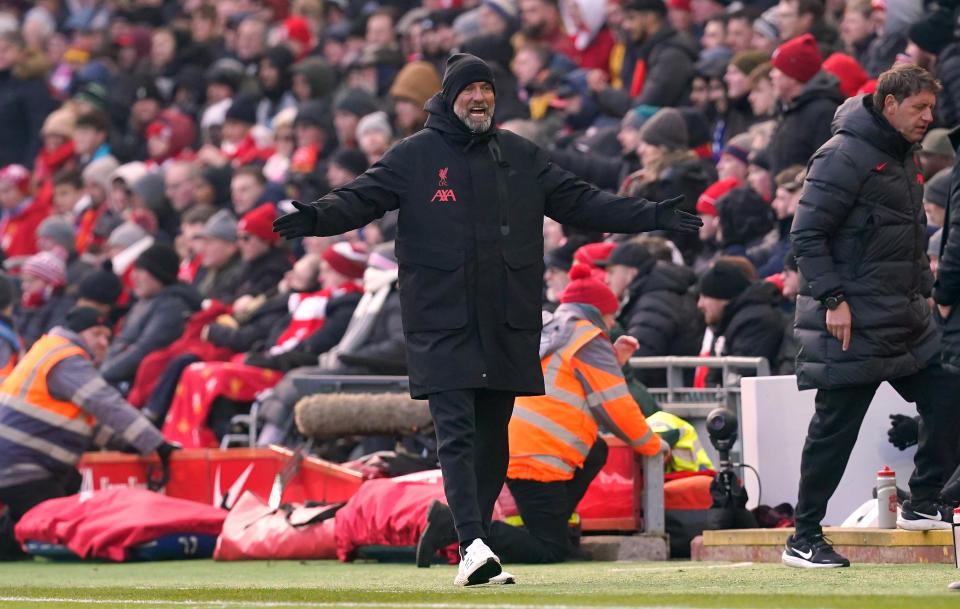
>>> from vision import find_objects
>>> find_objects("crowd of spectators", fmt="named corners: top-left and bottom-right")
top-left (0, 0), bottom-right (956, 451)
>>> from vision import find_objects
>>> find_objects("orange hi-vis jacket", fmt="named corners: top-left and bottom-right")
top-left (508, 309), bottom-right (662, 483)
top-left (1, 334), bottom-right (90, 424)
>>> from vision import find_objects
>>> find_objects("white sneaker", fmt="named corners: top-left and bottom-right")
top-left (453, 539), bottom-right (502, 586)
top-left (489, 571), bottom-right (515, 585)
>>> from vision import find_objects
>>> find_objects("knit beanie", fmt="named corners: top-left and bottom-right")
top-left (22, 251), bottom-right (66, 287)
top-left (771, 34), bottom-right (822, 84)
top-left (699, 259), bottom-right (752, 300)
top-left (752, 6), bottom-right (779, 44)
top-left (107, 221), bottom-right (149, 250)
top-left (544, 236), bottom-right (589, 271)
top-left (134, 242), bottom-right (180, 286)
top-left (929, 228), bottom-right (943, 258)
top-left (41, 108), bottom-right (76, 138)
top-left (0, 164), bottom-right (31, 195)
top-left (622, 105), bottom-right (659, 130)
top-left (440, 54), bottom-right (496, 108)
top-left (678, 107), bottom-right (713, 150)
top-left (389, 61), bottom-right (443, 109)
top-left (721, 134), bottom-right (752, 165)
top-left (921, 128), bottom-right (956, 158)
top-left (37, 216), bottom-right (76, 254)
top-left (368, 241), bottom-right (398, 271)
top-left (559, 264), bottom-right (619, 315)
top-left (607, 241), bottom-right (655, 275)
top-left (822, 53), bottom-right (868, 98)
top-left (0, 273), bottom-right (13, 311)
top-left (202, 209), bottom-right (238, 243)
top-left (78, 265), bottom-right (123, 305)
top-left (623, 0), bottom-right (667, 15)
top-left (237, 204), bottom-right (278, 245)
top-left (130, 173), bottom-right (166, 213)
top-left (334, 87), bottom-right (380, 118)
top-left (110, 162), bottom-right (149, 188)
top-left (924, 168), bottom-right (952, 208)
top-left (908, 10), bottom-right (955, 55)
top-left (66, 306), bottom-right (110, 333)
top-left (697, 177), bottom-right (742, 216)
top-left (482, 0), bottom-right (519, 25)
top-left (294, 100), bottom-right (330, 128)
top-left (82, 156), bottom-right (119, 192)
top-left (639, 108), bottom-right (688, 151)
top-left (330, 148), bottom-right (369, 177)
top-left (322, 241), bottom-right (368, 279)
top-left (731, 50), bottom-right (770, 76)
top-left (356, 111), bottom-right (393, 141)
top-left (225, 93), bottom-right (259, 125)
top-left (574, 241), bottom-right (616, 268)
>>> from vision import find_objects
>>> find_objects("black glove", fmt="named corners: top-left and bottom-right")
top-left (887, 414), bottom-right (919, 451)
top-left (653, 195), bottom-right (702, 233)
top-left (147, 441), bottom-right (180, 492)
top-left (273, 200), bottom-right (318, 240)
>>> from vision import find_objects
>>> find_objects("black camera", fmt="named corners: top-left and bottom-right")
top-left (706, 407), bottom-right (738, 468)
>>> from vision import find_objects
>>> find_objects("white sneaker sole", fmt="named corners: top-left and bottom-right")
top-left (897, 518), bottom-right (952, 531)
top-left (489, 571), bottom-right (515, 585)
top-left (454, 557), bottom-right (502, 586)
top-left (781, 551), bottom-right (848, 568)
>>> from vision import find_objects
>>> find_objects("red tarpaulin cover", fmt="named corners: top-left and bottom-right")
top-left (14, 487), bottom-right (227, 561)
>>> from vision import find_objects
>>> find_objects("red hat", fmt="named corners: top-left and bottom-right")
top-left (697, 177), bottom-right (741, 216)
top-left (0, 164), bottom-right (31, 195)
top-left (772, 34), bottom-right (822, 84)
top-left (560, 264), bottom-right (619, 315)
top-left (322, 241), bottom-right (368, 279)
top-left (822, 53), bottom-right (868, 98)
top-left (281, 16), bottom-right (313, 53)
top-left (667, 0), bottom-right (691, 10)
top-left (238, 204), bottom-right (279, 245)
top-left (858, 79), bottom-right (877, 95)
top-left (574, 242), bottom-right (616, 268)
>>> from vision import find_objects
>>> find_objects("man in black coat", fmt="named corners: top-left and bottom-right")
top-left (274, 53), bottom-right (701, 586)
top-left (695, 259), bottom-right (785, 371)
top-left (604, 240), bottom-right (704, 386)
top-left (788, 64), bottom-right (959, 569)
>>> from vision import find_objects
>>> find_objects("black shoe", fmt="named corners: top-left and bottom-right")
top-left (781, 532), bottom-right (850, 568)
top-left (416, 500), bottom-right (457, 568)
top-left (898, 499), bottom-right (952, 530)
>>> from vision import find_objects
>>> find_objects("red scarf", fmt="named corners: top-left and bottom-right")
top-left (269, 282), bottom-right (363, 355)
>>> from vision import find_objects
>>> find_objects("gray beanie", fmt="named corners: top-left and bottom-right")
top-left (639, 108), bottom-right (689, 151)
top-left (107, 221), bottom-right (149, 250)
top-left (82, 155), bottom-right (120, 192)
top-left (355, 110), bottom-right (393, 141)
top-left (202, 209), bottom-right (238, 242)
top-left (37, 216), bottom-right (76, 254)
top-left (929, 228), bottom-right (943, 258)
top-left (925, 168), bottom-right (952, 208)
top-left (130, 173), bottom-right (166, 212)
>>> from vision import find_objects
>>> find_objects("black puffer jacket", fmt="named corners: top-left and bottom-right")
top-left (791, 94), bottom-right (940, 390)
top-left (205, 294), bottom-right (290, 353)
top-left (618, 261), bottom-right (704, 386)
top-left (932, 128), bottom-right (960, 369)
top-left (767, 71), bottom-right (845, 176)
top-left (936, 43), bottom-right (960, 132)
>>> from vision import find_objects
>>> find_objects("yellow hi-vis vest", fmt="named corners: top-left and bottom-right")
top-left (647, 410), bottom-right (714, 472)
top-left (508, 319), bottom-right (661, 482)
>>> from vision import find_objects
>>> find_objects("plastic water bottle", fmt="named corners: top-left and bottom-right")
top-left (876, 466), bottom-right (897, 529)
top-left (953, 508), bottom-right (960, 568)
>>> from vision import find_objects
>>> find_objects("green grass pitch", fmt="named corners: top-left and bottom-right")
top-left (1, 559), bottom-right (959, 608)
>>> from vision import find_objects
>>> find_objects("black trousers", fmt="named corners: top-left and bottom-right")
top-left (0, 469), bottom-right (81, 559)
top-left (487, 437), bottom-right (608, 564)
top-left (428, 388), bottom-right (515, 545)
top-left (794, 365), bottom-right (959, 536)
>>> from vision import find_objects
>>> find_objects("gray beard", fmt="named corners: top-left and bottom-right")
top-left (455, 106), bottom-right (494, 133)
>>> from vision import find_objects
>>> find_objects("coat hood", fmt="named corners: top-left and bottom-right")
top-left (539, 303), bottom-right (606, 359)
top-left (424, 92), bottom-right (498, 148)
top-left (630, 261), bottom-right (696, 297)
top-left (784, 70), bottom-right (844, 112)
top-left (832, 93), bottom-right (916, 161)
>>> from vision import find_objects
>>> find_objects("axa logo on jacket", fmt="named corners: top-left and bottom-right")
top-left (431, 166), bottom-right (457, 202)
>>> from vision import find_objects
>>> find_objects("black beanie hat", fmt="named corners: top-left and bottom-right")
top-left (66, 306), bottom-right (110, 333)
top-left (78, 264), bottom-right (124, 306)
top-left (135, 242), bottom-right (180, 286)
top-left (441, 53), bottom-right (496, 108)
top-left (607, 241), bottom-right (656, 276)
top-left (699, 260), bottom-right (752, 300)
top-left (908, 11), bottom-right (955, 56)
top-left (783, 250), bottom-right (797, 272)
top-left (330, 148), bottom-right (370, 177)
top-left (226, 93), bottom-right (259, 125)
top-left (544, 236), bottom-right (589, 271)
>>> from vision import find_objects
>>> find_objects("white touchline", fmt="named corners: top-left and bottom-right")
top-left (609, 562), bottom-right (755, 573)
top-left (0, 599), bottom-right (766, 609)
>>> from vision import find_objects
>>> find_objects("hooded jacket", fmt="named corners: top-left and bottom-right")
top-left (618, 261), bottom-right (703, 386)
top-left (710, 281), bottom-right (786, 369)
top-left (767, 70), bottom-right (845, 176)
top-left (791, 94), bottom-right (939, 390)
top-left (296, 54), bottom-right (665, 398)
top-left (101, 282), bottom-right (203, 384)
